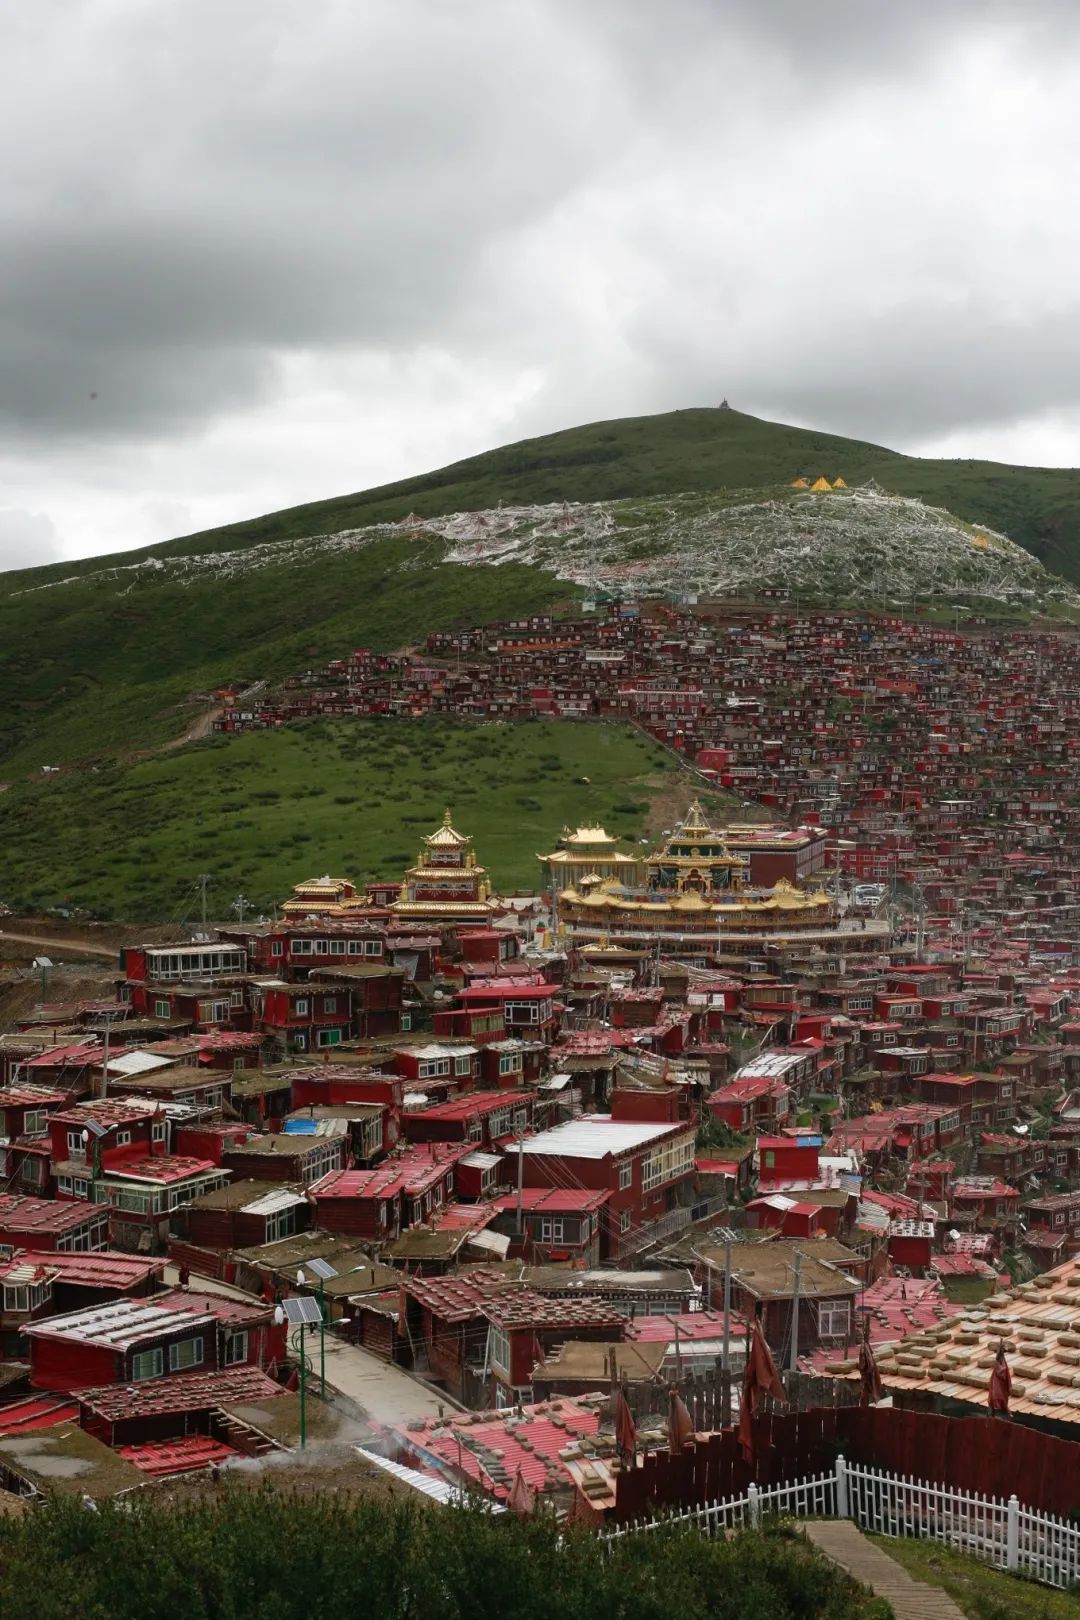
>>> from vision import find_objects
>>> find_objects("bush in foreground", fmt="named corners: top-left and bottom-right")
top-left (0, 1490), bottom-right (890, 1620)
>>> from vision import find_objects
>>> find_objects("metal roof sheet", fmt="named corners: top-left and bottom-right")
top-left (516, 1117), bottom-right (687, 1160)
top-left (26, 1298), bottom-right (217, 1351)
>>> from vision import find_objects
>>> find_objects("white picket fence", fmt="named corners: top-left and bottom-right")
top-left (606, 1455), bottom-right (1080, 1592)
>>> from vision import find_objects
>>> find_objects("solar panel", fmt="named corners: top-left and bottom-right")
top-left (305, 1258), bottom-right (338, 1281)
top-left (281, 1297), bottom-right (323, 1326)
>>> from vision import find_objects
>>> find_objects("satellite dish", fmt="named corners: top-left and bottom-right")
top-left (948, 1229), bottom-right (961, 1244)
top-left (1013, 1124), bottom-right (1029, 1136)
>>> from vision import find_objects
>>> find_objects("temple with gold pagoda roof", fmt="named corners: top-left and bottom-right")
top-left (537, 824), bottom-right (644, 893)
top-left (646, 800), bottom-right (747, 895)
top-left (552, 798), bottom-right (884, 964)
top-left (390, 809), bottom-right (500, 925)
top-left (282, 874), bottom-right (363, 918)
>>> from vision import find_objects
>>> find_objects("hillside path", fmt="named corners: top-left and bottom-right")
top-left (800, 1521), bottom-right (967, 1620)
top-left (0, 929), bottom-right (115, 960)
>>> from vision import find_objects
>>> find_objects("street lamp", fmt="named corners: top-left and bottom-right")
top-left (275, 1294), bottom-right (322, 1450)
top-left (302, 1258), bottom-right (339, 1397)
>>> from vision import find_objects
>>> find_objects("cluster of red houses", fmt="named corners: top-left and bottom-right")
top-left (1, 749), bottom-right (1080, 1500)
top-left (212, 603), bottom-right (1080, 965)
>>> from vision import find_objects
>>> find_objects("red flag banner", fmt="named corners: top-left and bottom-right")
top-left (988, 1346), bottom-right (1012, 1414)
top-left (613, 1386), bottom-right (637, 1468)
top-left (739, 1319), bottom-right (786, 1463)
top-left (667, 1388), bottom-right (695, 1455)
top-left (858, 1333), bottom-right (883, 1407)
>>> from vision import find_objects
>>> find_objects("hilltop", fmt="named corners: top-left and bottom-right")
top-left (3, 404), bottom-right (1080, 917)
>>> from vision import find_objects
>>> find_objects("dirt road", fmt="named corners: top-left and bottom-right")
top-left (0, 929), bottom-right (116, 961)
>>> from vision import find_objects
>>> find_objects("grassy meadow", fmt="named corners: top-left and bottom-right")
top-left (0, 717), bottom-right (697, 920)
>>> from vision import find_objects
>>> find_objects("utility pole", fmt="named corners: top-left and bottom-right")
top-left (100, 1014), bottom-right (114, 1100)
top-left (515, 1135), bottom-right (524, 1239)
top-left (233, 893), bottom-right (249, 926)
top-left (198, 873), bottom-right (210, 934)
top-left (788, 1251), bottom-right (802, 1374)
top-left (722, 1233), bottom-right (733, 1374)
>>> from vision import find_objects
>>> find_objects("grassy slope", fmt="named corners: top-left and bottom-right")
top-left (871, 1537), bottom-right (1079, 1620)
top-left (0, 535), bottom-right (573, 771)
top-left (0, 718), bottom-right (691, 919)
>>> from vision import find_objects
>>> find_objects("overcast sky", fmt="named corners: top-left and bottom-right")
top-left (4, 0), bottom-right (1080, 571)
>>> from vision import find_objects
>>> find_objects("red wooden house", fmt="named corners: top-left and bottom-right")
top-left (707, 1075), bottom-right (792, 1132)
top-left (755, 1135), bottom-right (821, 1187)
top-left (220, 1132), bottom-right (344, 1188)
top-left (309, 1144), bottom-right (470, 1243)
top-left (488, 1188), bottom-right (609, 1266)
top-left (176, 1181), bottom-right (312, 1258)
top-left (251, 981), bottom-right (355, 1054)
top-left (513, 1117), bottom-right (697, 1260)
top-left (400, 1090), bottom-right (535, 1151)
top-left (0, 1193), bottom-right (110, 1254)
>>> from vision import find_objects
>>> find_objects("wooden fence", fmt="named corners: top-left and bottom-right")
top-left (613, 1404), bottom-right (1080, 1524)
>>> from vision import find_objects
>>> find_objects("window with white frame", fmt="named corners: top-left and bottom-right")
top-left (230, 990), bottom-right (244, 1008)
top-left (21, 1159), bottom-right (43, 1186)
top-left (455, 1055), bottom-right (472, 1076)
top-left (641, 1134), bottom-right (695, 1193)
top-left (224, 1331), bottom-right (249, 1365)
top-left (363, 940), bottom-right (382, 956)
top-left (116, 1130), bottom-right (132, 1148)
top-left (293, 1032), bottom-right (308, 1050)
top-left (322, 997), bottom-right (338, 1014)
top-left (538, 1217), bottom-right (565, 1243)
top-left (418, 1058), bottom-right (451, 1079)
top-left (618, 1161), bottom-right (632, 1190)
top-left (271, 941), bottom-right (284, 957)
top-left (329, 940), bottom-right (347, 956)
top-left (488, 1324), bottom-right (511, 1372)
top-left (22, 1110), bottom-right (47, 1136)
top-left (292, 939), bottom-right (312, 955)
top-left (155, 999), bottom-right (171, 1018)
top-left (817, 1300), bottom-right (851, 1338)
top-left (295, 999), bottom-right (310, 1016)
top-left (132, 1348), bottom-right (164, 1380)
top-left (348, 941), bottom-right (363, 956)
top-left (619, 1209), bottom-right (631, 1234)
top-left (512, 1109), bottom-right (527, 1133)
top-left (168, 1337), bottom-right (204, 1372)
top-left (400, 1014), bottom-right (412, 1031)
top-left (266, 1207), bottom-right (297, 1243)
top-left (498, 1055), bottom-right (520, 1076)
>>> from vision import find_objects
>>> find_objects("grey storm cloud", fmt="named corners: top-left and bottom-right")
top-left (3, 0), bottom-right (1080, 565)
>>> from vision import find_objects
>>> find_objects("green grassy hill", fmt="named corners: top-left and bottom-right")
top-left (4, 404), bottom-right (1080, 918)
top-left (0, 718), bottom-right (691, 919)
top-left (139, 405), bottom-right (1080, 581)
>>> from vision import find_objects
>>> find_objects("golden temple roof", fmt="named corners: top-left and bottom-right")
top-left (425, 809), bottom-right (471, 849)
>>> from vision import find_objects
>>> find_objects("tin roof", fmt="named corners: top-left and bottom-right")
top-left (0, 1193), bottom-right (104, 1234)
top-left (26, 1298), bottom-right (218, 1351)
top-left (394, 1395), bottom-right (608, 1502)
top-left (516, 1117), bottom-right (688, 1160)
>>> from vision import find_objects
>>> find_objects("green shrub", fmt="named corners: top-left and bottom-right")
top-left (0, 1493), bottom-right (889, 1620)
